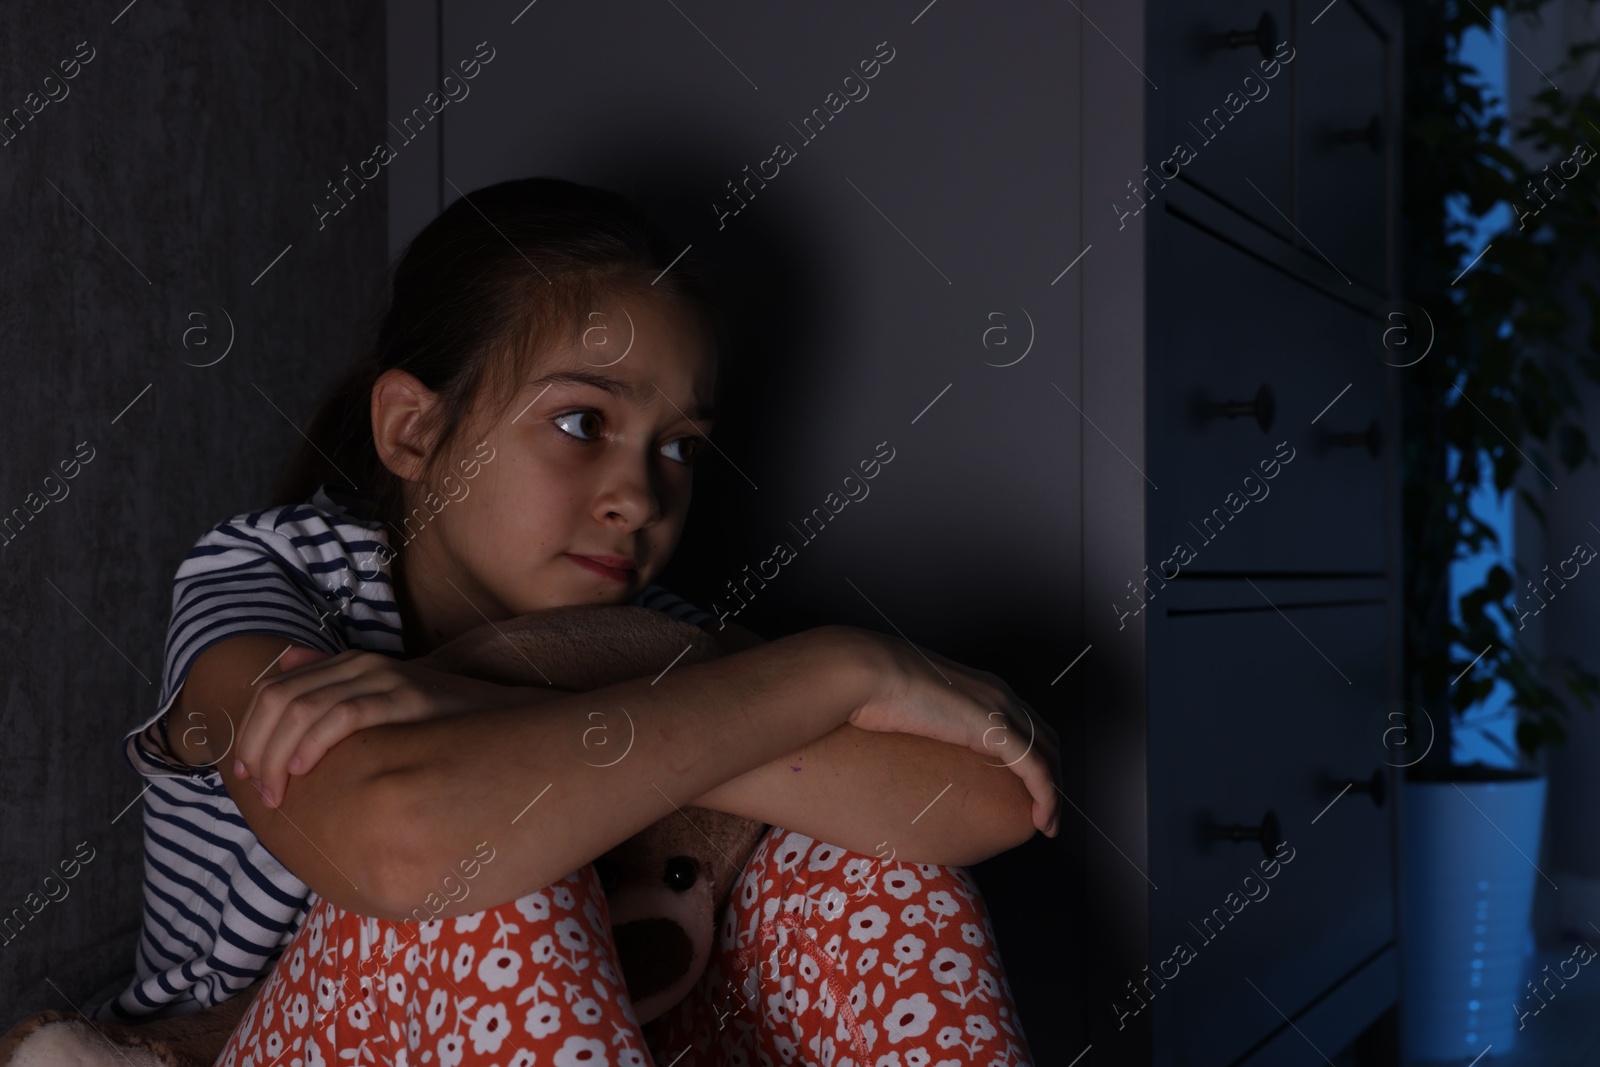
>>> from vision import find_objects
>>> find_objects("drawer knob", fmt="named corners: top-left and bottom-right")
top-left (1332, 115), bottom-right (1385, 154)
top-left (1340, 768), bottom-right (1388, 808)
top-left (1213, 11), bottom-right (1278, 60)
top-left (1212, 809), bottom-right (1282, 859)
top-left (1205, 383), bottom-right (1276, 433)
top-left (1327, 418), bottom-right (1382, 458)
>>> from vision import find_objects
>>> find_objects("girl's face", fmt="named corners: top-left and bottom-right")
top-left (380, 283), bottom-right (717, 653)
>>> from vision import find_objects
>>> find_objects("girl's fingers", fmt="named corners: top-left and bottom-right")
top-left (254, 677), bottom-right (399, 806)
top-left (235, 653), bottom-right (371, 795)
top-left (283, 687), bottom-right (430, 787)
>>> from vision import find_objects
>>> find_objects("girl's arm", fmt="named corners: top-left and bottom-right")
top-left (694, 622), bottom-right (1037, 865)
top-left (422, 613), bottom-right (1042, 865)
top-left (172, 624), bottom-right (877, 922)
top-left (694, 722), bottom-right (1037, 866)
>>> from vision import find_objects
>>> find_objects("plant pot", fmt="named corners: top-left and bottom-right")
top-left (1399, 772), bottom-right (1547, 1062)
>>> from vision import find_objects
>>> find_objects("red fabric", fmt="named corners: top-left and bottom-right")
top-left (218, 828), bottom-right (1034, 1067)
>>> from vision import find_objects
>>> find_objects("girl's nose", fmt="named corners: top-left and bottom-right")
top-left (596, 457), bottom-right (663, 528)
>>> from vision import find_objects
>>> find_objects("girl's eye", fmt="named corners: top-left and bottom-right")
top-left (661, 436), bottom-right (705, 466)
top-left (552, 410), bottom-right (603, 441)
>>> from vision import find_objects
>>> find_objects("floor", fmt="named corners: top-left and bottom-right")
top-left (1364, 947), bottom-right (1600, 1066)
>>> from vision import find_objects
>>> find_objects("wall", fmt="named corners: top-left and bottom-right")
top-left (398, 1), bottom-right (1085, 1058)
top-left (0, 0), bottom-right (386, 1016)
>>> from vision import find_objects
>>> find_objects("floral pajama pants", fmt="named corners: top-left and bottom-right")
top-left (216, 827), bottom-right (1035, 1067)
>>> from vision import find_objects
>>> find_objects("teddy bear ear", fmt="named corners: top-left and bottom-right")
top-left (677, 807), bottom-right (770, 912)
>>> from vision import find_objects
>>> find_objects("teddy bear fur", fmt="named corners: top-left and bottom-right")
top-left (0, 605), bottom-right (769, 1067)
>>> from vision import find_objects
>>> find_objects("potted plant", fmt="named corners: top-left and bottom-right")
top-left (1398, 0), bottom-right (1600, 1058)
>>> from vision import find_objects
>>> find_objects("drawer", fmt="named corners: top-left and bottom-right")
top-left (1294, 0), bottom-right (1393, 291)
top-left (1149, 214), bottom-right (1390, 575)
top-left (1154, 1), bottom-right (1295, 239)
top-left (1147, 593), bottom-right (1394, 1066)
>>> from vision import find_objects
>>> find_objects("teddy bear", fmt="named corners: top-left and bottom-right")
top-left (0, 604), bottom-right (770, 1067)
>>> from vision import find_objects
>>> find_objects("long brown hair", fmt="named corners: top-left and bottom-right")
top-left (270, 176), bottom-right (728, 543)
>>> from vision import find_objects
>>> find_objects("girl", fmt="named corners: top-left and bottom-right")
top-left (100, 177), bottom-right (1060, 1067)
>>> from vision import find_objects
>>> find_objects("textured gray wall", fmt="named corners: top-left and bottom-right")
top-left (0, 1), bottom-right (385, 1018)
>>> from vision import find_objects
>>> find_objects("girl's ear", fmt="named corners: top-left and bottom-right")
top-left (372, 369), bottom-right (442, 483)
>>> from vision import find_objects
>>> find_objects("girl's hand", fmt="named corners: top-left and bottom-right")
top-left (838, 626), bottom-right (1064, 837)
top-left (233, 645), bottom-right (532, 809)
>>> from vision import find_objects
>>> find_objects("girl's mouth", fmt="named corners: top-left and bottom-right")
top-left (567, 554), bottom-right (634, 583)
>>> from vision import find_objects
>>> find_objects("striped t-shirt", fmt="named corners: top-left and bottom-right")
top-left (95, 483), bottom-right (716, 1023)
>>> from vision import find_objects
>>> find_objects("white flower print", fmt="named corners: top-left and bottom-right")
top-left (532, 934), bottom-right (557, 964)
top-left (931, 948), bottom-right (972, 985)
top-left (875, 1053), bottom-right (902, 1067)
top-left (438, 1032), bottom-right (465, 1067)
top-left (800, 953), bottom-right (822, 983)
top-left (960, 923), bottom-right (985, 947)
top-left (346, 999), bottom-right (370, 1031)
top-left (454, 911), bottom-right (485, 933)
top-left (774, 1034), bottom-right (799, 1063)
top-left (844, 858), bottom-right (874, 883)
top-left (305, 1036), bottom-right (325, 1067)
top-left (856, 948), bottom-right (880, 974)
top-left (925, 892), bottom-right (959, 918)
top-left (453, 943), bottom-right (476, 982)
top-left (849, 906), bottom-right (890, 943)
top-left (904, 1050), bottom-right (931, 1067)
top-left (965, 1015), bottom-right (996, 1042)
top-left (553, 1035), bottom-right (608, 1067)
top-left (289, 947), bottom-right (306, 982)
top-left (479, 947), bottom-right (522, 991)
top-left (781, 984), bottom-right (811, 1018)
top-left (288, 993), bottom-right (310, 1029)
top-left (900, 904), bottom-right (926, 927)
top-left (817, 888), bottom-right (848, 922)
top-left (509, 1051), bottom-right (537, 1067)
top-left (849, 982), bottom-right (869, 1015)
top-left (573, 997), bottom-right (602, 1025)
top-left (524, 1000), bottom-right (561, 1039)
top-left (515, 892), bottom-right (551, 923)
top-left (426, 989), bottom-right (449, 1033)
top-left (915, 864), bottom-right (940, 880)
top-left (935, 1027), bottom-right (962, 1049)
top-left (552, 885), bottom-right (575, 910)
top-left (556, 917), bottom-right (589, 952)
top-left (882, 870), bottom-right (921, 900)
top-left (418, 919), bottom-right (444, 945)
top-left (264, 1033), bottom-right (283, 1061)
top-left (885, 994), bottom-right (938, 1041)
top-left (619, 1051), bottom-right (649, 1067)
top-left (775, 834), bottom-right (809, 872)
top-left (387, 972), bottom-right (406, 1005)
top-left (977, 970), bottom-right (1002, 999)
top-left (809, 843), bottom-right (844, 870)
top-left (893, 934), bottom-right (926, 965)
top-left (407, 1018), bottom-right (422, 1050)
top-left (468, 1004), bottom-right (511, 1055)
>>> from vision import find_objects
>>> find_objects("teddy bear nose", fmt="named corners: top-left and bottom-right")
top-left (664, 855), bottom-right (699, 892)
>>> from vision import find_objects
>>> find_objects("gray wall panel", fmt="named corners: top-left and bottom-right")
top-left (1, 0), bottom-right (386, 1016)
